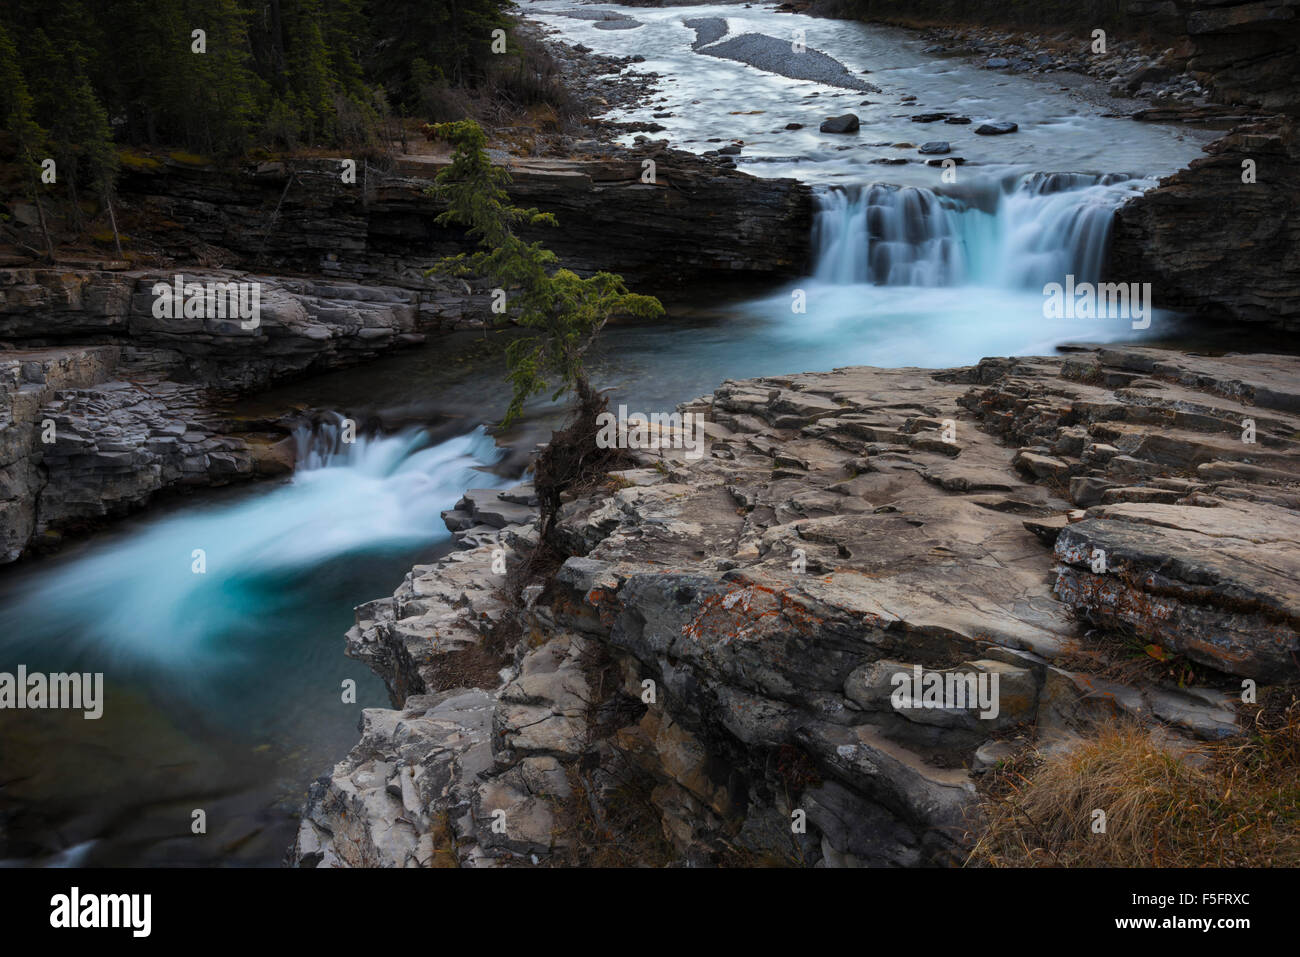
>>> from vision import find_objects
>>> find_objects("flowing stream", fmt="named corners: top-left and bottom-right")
top-left (0, 427), bottom-right (508, 865)
top-left (0, 2), bottom-right (1223, 865)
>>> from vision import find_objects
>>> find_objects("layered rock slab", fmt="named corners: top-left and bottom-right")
top-left (295, 347), bottom-right (1300, 867)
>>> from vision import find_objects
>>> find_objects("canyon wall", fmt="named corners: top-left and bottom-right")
top-left (108, 148), bottom-right (813, 297)
top-left (1111, 118), bottom-right (1300, 330)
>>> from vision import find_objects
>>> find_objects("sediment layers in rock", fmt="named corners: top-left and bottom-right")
top-left (1111, 117), bottom-right (1300, 329)
top-left (0, 268), bottom-right (440, 391)
top-left (293, 346), bottom-right (1297, 867)
top-left (106, 149), bottom-right (812, 295)
top-left (0, 346), bottom-right (292, 562)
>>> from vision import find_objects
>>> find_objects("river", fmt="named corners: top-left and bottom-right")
top-left (0, 2), bottom-right (1218, 865)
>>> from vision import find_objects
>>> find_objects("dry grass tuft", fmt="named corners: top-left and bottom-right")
top-left (969, 688), bottom-right (1300, 867)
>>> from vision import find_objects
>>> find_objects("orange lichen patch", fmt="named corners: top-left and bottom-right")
top-left (1054, 569), bottom-right (1176, 626)
top-left (583, 586), bottom-right (620, 630)
top-left (681, 582), bottom-right (826, 645)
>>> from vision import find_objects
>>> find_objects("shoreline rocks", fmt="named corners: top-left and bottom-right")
top-left (807, 0), bottom-right (1299, 115)
top-left (292, 345), bottom-right (1296, 867)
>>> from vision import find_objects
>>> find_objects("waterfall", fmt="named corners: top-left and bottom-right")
top-left (811, 173), bottom-right (1139, 289)
top-left (0, 422), bottom-right (507, 674)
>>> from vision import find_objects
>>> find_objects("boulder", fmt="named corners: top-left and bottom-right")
top-left (819, 114), bottom-right (860, 133)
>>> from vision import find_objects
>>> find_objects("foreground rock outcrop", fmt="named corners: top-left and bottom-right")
top-left (292, 345), bottom-right (1298, 867)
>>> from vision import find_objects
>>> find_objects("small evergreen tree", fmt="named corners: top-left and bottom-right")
top-left (424, 119), bottom-right (664, 544)
top-left (425, 119), bottom-right (663, 427)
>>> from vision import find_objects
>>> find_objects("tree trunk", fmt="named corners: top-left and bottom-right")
top-left (28, 168), bottom-right (54, 262)
top-left (68, 175), bottom-right (86, 234)
top-left (104, 185), bottom-right (124, 259)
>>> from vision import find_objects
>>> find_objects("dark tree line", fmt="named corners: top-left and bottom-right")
top-left (0, 0), bottom-right (517, 163)
top-left (0, 0), bottom-right (529, 256)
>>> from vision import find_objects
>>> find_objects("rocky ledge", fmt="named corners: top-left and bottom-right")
top-left (290, 345), bottom-right (1299, 867)
top-left (0, 266), bottom-right (454, 561)
top-left (0, 345), bottom-right (294, 562)
top-left (0, 267), bottom-right (445, 391)
top-left (94, 148), bottom-right (812, 296)
top-left (1112, 116), bottom-right (1300, 329)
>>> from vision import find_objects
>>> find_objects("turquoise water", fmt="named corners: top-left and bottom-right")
top-left (0, 427), bottom-right (510, 866)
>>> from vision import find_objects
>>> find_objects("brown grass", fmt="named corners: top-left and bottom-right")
top-left (968, 688), bottom-right (1300, 867)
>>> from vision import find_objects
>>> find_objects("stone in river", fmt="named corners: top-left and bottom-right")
top-left (985, 57), bottom-right (1010, 69)
top-left (819, 114), bottom-right (860, 133)
top-left (944, 116), bottom-right (971, 124)
top-left (918, 141), bottom-right (951, 154)
top-left (911, 112), bottom-right (949, 122)
top-left (784, 122), bottom-right (803, 129)
top-left (975, 121), bottom-right (1018, 135)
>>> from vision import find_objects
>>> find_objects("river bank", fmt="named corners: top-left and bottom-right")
top-left (1, 1), bottom-right (1297, 866)
top-left (290, 344), bottom-right (1300, 866)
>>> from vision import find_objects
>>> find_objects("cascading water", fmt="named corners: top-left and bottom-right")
top-left (0, 422), bottom-right (506, 678)
top-left (0, 422), bottom-right (511, 865)
top-left (811, 172), bottom-right (1138, 289)
top-left (713, 170), bottom-right (1162, 374)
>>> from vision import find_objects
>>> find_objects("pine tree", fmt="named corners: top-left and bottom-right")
top-left (426, 119), bottom-right (663, 544)
top-left (0, 21), bottom-right (55, 259)
top-left (191, 0), bottom-right (266, 156)
top-left (24, 26), bottom-right (118, 242)
top-left (289, 18), bottom-right (335, 143)
top-left (426, 119), bottom-right (663, 425)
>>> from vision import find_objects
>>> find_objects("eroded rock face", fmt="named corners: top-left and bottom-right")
top-left (1111, 118), bottom-right (1300, 328)
top-left (0, 268), bottom-right (439, 391)
top-left (0, 347), bottom-right (288, 562)
top-left (295, 346), bottom-right (1296, 868)
top-left (0, 265), bottom-right (445, 558)
top-left (108, 150), bottom-right (812, 296)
